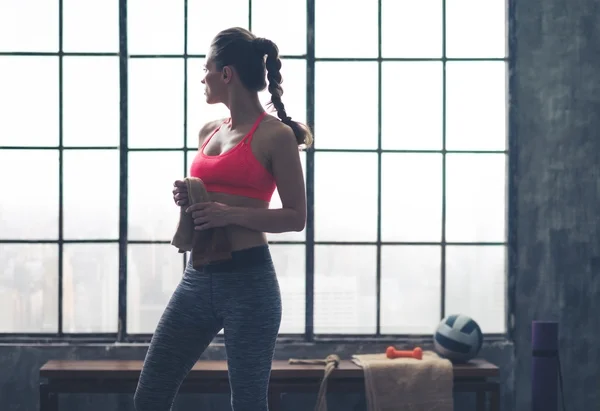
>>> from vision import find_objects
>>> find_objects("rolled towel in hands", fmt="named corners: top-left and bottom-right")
top-left (171, 177), bottom-right (232, 268)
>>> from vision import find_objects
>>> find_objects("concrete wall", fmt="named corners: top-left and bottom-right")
top-left (512, 0), bottom-right (600, 409)
top-left (2, 0), bottom-right (600, 410)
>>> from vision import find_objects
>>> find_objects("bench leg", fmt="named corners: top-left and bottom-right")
top-left (40, 382), bottom-right (58, 411)
top-left (489, 384), bottom-right (500, 411)
top-left (268, 388), bottom-right (283, 411)
top-left (476, 390), bottom-right (486, 411)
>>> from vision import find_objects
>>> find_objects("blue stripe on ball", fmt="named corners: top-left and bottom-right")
top-left (445, 314), bottom-right (459, 327)
top-left (434, 331), bottom-right (471, 354)
top-left (460, 319), bottom-right (477, 334)
top-left (476, 323), bottom-right (483, 350)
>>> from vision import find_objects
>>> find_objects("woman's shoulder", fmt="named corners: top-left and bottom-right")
top-left (258, 115), bottom-right (296, 144)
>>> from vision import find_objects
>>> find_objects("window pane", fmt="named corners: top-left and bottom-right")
top-left (252, 0), bottom-right (306, 56)
top-left (0, 150), bottom-right (58, 239)
top-left (186, 58), bottom-right (231, 148)
top-left (446, 246), bottom-right (506, 333)
top-left (62, 0), bottom-right (118, 52)
top-left (129, 152), bottom-right (184, 241)
top-left (270, 245), bottom-right (305, 334)
top-left (186, 149), bottom-right (200, 177)
top-left (0, 0), bottom-right (58, 52)
top-left (186, 150), bottom-right (196, 175)
top-left (127, 244), bottom-right (184, 333)
top-left (63, 57), bottom-right (120, 147)
top-left (314, 245), bottom-right (376, 334)
top-left (187, 0), bottom-right (248, 55)
top-left (446, 154), bottom-right (506, 242)
top-left (382, 62), bottom-right (442, 150)
top-left (268, 152), bottom-right (307, 242)
top-left (62, 244), bottom-right (118, 333)
top-left (382, 154), bottom-right (442, 242)
top-left (259, 59), bottom-right (307, 125)
top-left (0, 57), bottom-right (59, 147)
top-left (446, 0), bottom-right (506, 58)
top-left (0, 244), bottom-right (58, 332)
top-left (127, 0), bottom-right (184, 54)
top-left (446, 62), bottom-right (507, 151)
top-left (129, 59), bottom-right (184, 148)
top-left (315, 62), bottom-right (378, 149)
top-left (315, 0), bottom-right (377, 58)
top-left (63, 150), bottom-right (120, 240)
top-left (381, 0), bottom-right (442, 58)
top-left (381, 246), bottom-right (441, 334)
top-left (314, 153), bottom-right (378, 242)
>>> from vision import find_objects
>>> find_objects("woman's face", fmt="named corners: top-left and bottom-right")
top-left (201, 52), bottom-right (227, 105)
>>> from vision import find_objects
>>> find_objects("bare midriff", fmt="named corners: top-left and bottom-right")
top-left (207, 191), bottom-right (269, 251)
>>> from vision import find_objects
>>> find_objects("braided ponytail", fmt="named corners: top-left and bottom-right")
top-left (254, 38), bottom-right (313, 148)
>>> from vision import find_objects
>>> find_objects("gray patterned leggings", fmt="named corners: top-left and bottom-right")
top-left (133, 245), bottom-right (282, 411)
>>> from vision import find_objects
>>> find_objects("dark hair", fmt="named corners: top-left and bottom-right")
top-left (210, 27), bottom-right (313, 148)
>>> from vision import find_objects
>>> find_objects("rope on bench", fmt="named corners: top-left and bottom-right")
top-left (288, 354), bottom-right (341, 411)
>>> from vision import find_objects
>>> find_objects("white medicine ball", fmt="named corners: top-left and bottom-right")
top-left (433, 314), bottom-right (483, 363)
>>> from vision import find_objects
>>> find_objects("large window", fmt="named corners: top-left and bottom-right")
top-left (0, 0), bottom-right (508, 341)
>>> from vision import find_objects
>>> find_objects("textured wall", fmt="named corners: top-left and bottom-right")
top-left (513, 0), bottom-right (600, 409)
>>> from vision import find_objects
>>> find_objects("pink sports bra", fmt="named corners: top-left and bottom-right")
top-left (189, 112), bottom-right (276, 202)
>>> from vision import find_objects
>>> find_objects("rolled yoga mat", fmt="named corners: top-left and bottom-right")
top-left (531, 321), bottom-right (558, 411)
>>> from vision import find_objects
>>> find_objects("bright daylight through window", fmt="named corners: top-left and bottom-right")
top-left (0, 0), bottom-right (508, 340)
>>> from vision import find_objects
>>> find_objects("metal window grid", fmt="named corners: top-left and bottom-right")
top-left (0, 0), bottom-right (516, 344)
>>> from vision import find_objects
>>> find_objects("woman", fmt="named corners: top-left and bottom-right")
top-left (133, 27), bottom-right (312, 411)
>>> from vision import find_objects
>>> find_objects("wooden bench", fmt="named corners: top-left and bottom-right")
top-left (40, 358), bottom-right (500, 411)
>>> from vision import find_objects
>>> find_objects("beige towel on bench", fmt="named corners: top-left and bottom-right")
top-left (352, 351), bottom-right (454, 411)
top-left (171, 177), bottom-right (232, 268)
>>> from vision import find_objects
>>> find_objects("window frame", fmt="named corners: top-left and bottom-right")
top-left (0, 0), bottom-right (515, 344)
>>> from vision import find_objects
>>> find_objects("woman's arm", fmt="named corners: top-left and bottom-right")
top-left (227, 206), bottom-right (304, 233)
top-left (227, 126), bottom-right (306, 233)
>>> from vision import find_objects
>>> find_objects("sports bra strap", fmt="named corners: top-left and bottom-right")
top-left (242, 111), bottom-right (268, 144)
top-left (200, 119), bottom-right (229, 149)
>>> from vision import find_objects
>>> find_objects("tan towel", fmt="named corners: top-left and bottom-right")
top-left (170, 177), bottom-right (232, 268)
top-left (351, 351), bottom-right (454, 411)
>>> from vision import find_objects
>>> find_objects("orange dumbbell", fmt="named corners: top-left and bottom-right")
top-left (386, 346), bottom-right (423, 360)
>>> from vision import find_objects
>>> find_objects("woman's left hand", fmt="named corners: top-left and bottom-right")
top-left (186, 202), bottom-right (233, 230)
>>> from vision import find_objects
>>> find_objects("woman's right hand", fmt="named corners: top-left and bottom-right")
top-left (173, 180), bottom-right (189, 206)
